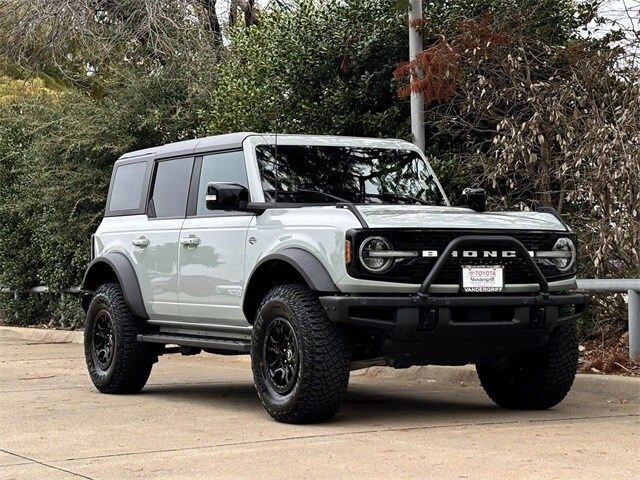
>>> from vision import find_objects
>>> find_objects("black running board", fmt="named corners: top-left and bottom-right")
top-left (137, 333), bottom-right (251, 354)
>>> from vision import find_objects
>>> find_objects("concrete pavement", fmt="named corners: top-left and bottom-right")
top-left (0, 329), bottom-right (638, 480)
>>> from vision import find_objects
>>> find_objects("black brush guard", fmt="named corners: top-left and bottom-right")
top-left (319, 236), bottom-right (588, 366)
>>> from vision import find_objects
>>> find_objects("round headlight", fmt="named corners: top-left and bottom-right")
top-left (552, 237), bottom-right (576, 272)
top-left (359, 236), bottom-right (394, 273)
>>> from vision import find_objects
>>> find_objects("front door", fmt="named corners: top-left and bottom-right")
top-left (177, 150), bottom-right (254, 327)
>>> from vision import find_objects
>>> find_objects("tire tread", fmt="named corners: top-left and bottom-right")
top-left (477, 323), bottom-right (578, 410)
top-left (85, 283), bottom-right (155, 394)
top-left (251, 284), bottom-right (351, 423)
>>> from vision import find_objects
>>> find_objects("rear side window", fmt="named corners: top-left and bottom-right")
top-left (150, 158), bottom-right (194, 218)
top-left (109, 161), bottom-right (147, 212)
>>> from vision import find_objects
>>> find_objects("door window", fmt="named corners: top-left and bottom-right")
top-left (196, 151), bottom-right (249, 215)
top-left (150, 158), bottom-right (194, 218)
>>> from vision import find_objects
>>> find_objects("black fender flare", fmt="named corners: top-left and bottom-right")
top-left (242, 248), bottom-right (339, 321)
top-left (82, 252), bottom-right (148, 318)
top-left (253, 247), bottom-right (339, 293)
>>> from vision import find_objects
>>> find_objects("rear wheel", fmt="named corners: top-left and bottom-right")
top-left (84, 283), bottom-right (156, 394)
top-left (251, 284), bottom-right (351, 424)
top-left (476, 323), bottom-right (578, 409)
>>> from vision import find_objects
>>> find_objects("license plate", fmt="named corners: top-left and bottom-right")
top-left (462, 266), bottom-right (504, 292)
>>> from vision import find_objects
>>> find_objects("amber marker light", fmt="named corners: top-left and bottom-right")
top-left (345, 239), bottom-right (352, 265)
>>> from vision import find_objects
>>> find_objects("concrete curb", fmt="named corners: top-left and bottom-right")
top-left (0, 325), bottom-right (83, 344)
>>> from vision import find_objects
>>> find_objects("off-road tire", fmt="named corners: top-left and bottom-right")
top-left (476, 323), bottom-right (578, 410)
top-left (251, 284), bottom-right (351, 424)
top-left (84, 283), bottom-right (156, 394)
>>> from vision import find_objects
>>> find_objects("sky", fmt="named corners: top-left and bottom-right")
top-left (593, 0), bottom-right (639, 33)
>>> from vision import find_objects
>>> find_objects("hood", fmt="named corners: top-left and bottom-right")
top-left (355, 205), bottom-right (567, 231)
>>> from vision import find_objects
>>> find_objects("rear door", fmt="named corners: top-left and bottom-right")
top-left (134, 156), bottom-right (194, 319)
top-left (177, 150), bottom-right (254, 328)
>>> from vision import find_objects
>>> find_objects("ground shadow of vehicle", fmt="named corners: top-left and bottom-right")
top-left (136, 360), bottom-right (638, 425)
top-left (140, 379), bottom-right (518, 425)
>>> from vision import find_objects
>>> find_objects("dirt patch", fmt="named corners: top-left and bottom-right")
top-left (579, 332), bottom-right (639, 376)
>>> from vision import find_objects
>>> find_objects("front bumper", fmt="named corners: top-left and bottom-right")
top-left (319, 292), bottom-right (588, 366)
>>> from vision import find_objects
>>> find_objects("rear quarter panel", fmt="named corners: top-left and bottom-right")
top-left (94, 215), bottom-right (156, 314)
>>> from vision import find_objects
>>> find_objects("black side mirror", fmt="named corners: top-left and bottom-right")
top-left (461, 187), bottom-right (486, 213)
top-left (206, 182), bottom-right (249, 211)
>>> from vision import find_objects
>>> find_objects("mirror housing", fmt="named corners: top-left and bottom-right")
top-left (461, 187), bottom-right (486, 213)
top-left (206, 182), bottom-right (249, 211)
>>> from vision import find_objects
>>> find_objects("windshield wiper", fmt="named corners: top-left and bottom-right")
top-left (263, 189), bottom-right (350, 203)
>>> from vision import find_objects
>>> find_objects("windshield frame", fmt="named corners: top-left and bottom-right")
top-left (245, 135), bottom-right (450, 207)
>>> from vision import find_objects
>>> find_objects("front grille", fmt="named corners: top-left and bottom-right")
top-left (347, 229), bottom-right (575, 286)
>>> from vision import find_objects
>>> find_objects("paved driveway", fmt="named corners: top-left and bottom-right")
top-left (0, 331), bottom-right (638, 480)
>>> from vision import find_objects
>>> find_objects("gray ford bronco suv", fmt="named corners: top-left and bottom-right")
top-left (82, 133), bottom-right (587, 423)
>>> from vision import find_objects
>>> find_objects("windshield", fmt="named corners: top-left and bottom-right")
top-left (255, 144), bottom-right (445, 205)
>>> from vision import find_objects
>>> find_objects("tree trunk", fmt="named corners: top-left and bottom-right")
top-left (199, 0), bottom-right (222, 45)
top-left (230, 0), bottom-right (258, 27)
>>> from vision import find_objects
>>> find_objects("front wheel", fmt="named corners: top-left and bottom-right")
top-left (476, 323), bottom-right (578, 410)
top-left (251, 284), bottom-right (351, 424)
top-left (84, 283), bottom-right (156, 394)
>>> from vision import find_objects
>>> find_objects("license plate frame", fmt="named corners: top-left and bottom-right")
top-left (462, 265), bottom-right (504, 293)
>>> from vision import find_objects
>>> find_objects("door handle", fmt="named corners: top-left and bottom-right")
top-left (132, 236), bottom-right (149, 248)
top-left (180, 235), bottom-right (201, 247)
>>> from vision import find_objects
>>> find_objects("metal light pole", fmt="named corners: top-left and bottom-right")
top-left (629, 289), bottom-right (640, 361)
top-left (408, 0), bottom-right (425, 153)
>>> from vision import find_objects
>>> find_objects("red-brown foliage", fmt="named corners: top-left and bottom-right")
top-left (395, 15), bottom-right (508, 104)
top-left (456, 14), bottom-right (508, 53)
top-left (394, 38), bottom-right (460, 102)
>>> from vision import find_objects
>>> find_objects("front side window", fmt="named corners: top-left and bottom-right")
top-left (255, 145), bottom-right (445, 205)
top-left (150, 158), bottom-right (194, 218)
top-left (109, 161), bottom-right (147, 212)
top-left (196, 151), bottom-right (249, 215)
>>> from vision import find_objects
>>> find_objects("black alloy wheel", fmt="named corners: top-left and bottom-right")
top-left (91, 310), bottom-right (115, 370)
top-left (262, 317), bottom-right (300, 395)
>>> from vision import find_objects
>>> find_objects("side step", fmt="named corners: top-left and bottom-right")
top-left (137, 333), bottom-right (251, 354)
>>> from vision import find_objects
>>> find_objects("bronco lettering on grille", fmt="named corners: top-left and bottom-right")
top-left (422, 250), bottom-right (536, 258)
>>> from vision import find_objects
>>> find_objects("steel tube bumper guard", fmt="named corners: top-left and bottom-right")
top-left (417, 235), bottom-right (550, 296)
top-left (320, 235), bottom-right (588, 343)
